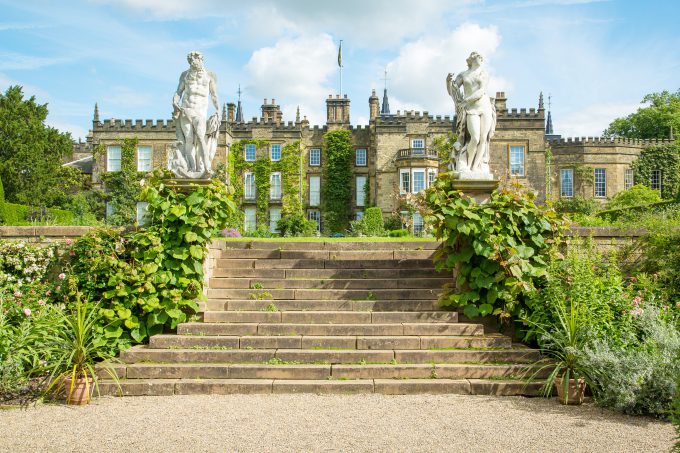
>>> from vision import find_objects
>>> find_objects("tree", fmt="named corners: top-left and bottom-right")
top-left (603, 90), bottom-right (680, 139)
top-left (0, 85), bottom-right (75, 208)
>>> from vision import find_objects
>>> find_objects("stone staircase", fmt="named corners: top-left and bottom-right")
top-left (100, 240), bottom-right (542, 396)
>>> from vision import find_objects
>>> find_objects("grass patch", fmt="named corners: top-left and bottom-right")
top-left (219, 237), bottom-right (436, 243)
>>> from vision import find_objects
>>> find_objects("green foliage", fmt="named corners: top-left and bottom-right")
top-left (276, 212), bottom-right (317, 237)
top-left (98, 138), bottom-right (143, 226)
top-left (66, 171), bottom-right (237, 348)
top-left (321, 130), bottom-right (353, 234)
top-left (0, 173), bottom-right (4, 204)
top-left (350, 207), bottom-right (385, 236)
top-left (388, 228), bottom-right (409, 237)
top-left (0, 86), bottom-right (75, 209)
top-left (606, 184), bottom-right (662, 210)
top-left (425, 174), bottom-right (563, 320)
top-left (672, 374), bottom-right (680, 451)
top-left (554, 196), bottom-right (598, 215)
top-left (0, 202), bottom-right (80, 225)
top-left (604, 90), bottom-right (680, 139)
top-left (432, 132), bottom-right (455, 170)
top-left (635, 218), bottom-right (680, 302)
top-left (582, 306), bottom-right (680, 418)
top-left (383, 214), bottom-right (403, 231)
top-left (632, 144), bottom-right (680, 199)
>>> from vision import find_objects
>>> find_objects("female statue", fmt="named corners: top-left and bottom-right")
top-left (446, 52), bottom-right (496, 179)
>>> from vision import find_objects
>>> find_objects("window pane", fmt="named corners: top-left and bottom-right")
top-left (560, 169), bottom-right (573, 198)
top-left (269, 208), bottom-right (281, 233)
top-left (413, 212), bottom-right (424, 236)
top-left (244, 173), bottom-right (255, 199)
top-left (244, 207), bottom-right (256, 232)
top-left (310, 148), bottom-right (321, 166)
top-left (411, 139), bottom-right (424, 149)
top-left (307, 210), bottom-right (321, 231)
top-left (412, 170), bottom-right (425, 193)
top-left (137, 146), bottom-right (152, 172)
top-left (624, 169), bottom-right (634, 190)
top-left (427, 169), bottom-right (437, 187)
top-left (355, 211), bottom-right (364, 220)
top-left (594, 168), bottom-right (606, 197)
top-left (270, 144), bottom-right (281, 161)
top-left (309, 176), bottom-right (320, 207)
top-left (270, 173), bottom-right (281, 199)
top-left (106, 202), bottom-right (115, 218)
top-left (245, 144), bottom-right (256, 161)
top-left (107, 146), bottom-right (121, 172)
top-left (356, 149), bottom-right (367, 166)
top-left (651, 170), bottom-right (662, 190)
top-left (356, 176), bottom-right (366, 207)
top-left (510, 146), bottom-right (524, 176)
top-left (136, 202), bottom-right (149, 225)
top-left (400, 170), bottom-right (410, 195)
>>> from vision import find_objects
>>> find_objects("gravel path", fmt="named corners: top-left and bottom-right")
top-left (0, 394), bottom-right (674, 453)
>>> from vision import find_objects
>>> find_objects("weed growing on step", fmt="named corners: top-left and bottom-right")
top-left (249, 290), bottom-right (273, 300)
top-left (265, 302), bottom-right (279, 312)
top-left (251, 282), bottom-right (264, 290)
top-left (430, 365), bottom-right (438, 379)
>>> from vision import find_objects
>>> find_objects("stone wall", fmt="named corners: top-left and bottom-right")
top-left (0, 226), bottom-right (96, 243)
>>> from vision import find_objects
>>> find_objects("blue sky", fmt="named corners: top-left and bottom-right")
top-left (1, 0), bottom-right (678, 141)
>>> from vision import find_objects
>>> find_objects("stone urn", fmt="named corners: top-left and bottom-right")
top-left (555, 377), bottom-right (586, 405)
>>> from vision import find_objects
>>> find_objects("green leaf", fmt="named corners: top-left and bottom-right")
top-left (463, 304), bottom-right (480, 318)
top-left (478, 303), bottom-right (493, 316)
top-left (170, 205), bottom-right (186, 217)
top-left (104, 324), bottom-right (123, 338)
top-left (189, 245), bottom-right (204, 260)
top-left (143, 262), bottom-right (159, 274)
top-left (184, 231), bottom-right (199, 243)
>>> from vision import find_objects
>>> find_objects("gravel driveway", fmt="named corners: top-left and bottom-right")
top-left (0, 394), bottom-right (674, 453)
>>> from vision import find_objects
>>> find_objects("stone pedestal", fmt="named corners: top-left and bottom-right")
top-left (447, 175), bottom-right (499, 204)
top-left (165, 178), bottom-right (212, 193)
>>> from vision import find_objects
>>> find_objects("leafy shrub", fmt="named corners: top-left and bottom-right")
top-left (383, 214), bottom-right (403, 231)
top-left (64, 171), bottom-right (237, 348)
top-left (0, 202), bottom-right (77, 225)
top-left (244, 224), bottom-right (276, 238)
top-left (0, 241), bottom-right (58, 288)
top-left (606, 184), bottom-right (662, 210)
top-left (582, 306), bottom-right (680, 418)
top-left (388, 229), bottom-right (409, 237)
top-left (350, 208), bottom-right (385, 237)
top-left (554, 196), bottom-right (598, 215)
top-left (672, 373), bottom-right (680, 452)
top-left (321, 130), bottom-right (353, 234)
top-left (634, 219), bottom-right (680, 302)
top-left (632, 144), bottom-right (680, 199)
top-left (425, 175), bottom-right (563, 319)
top-left (276, 212), bottom-right (317, 237)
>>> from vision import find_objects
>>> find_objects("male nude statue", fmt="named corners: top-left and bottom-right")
top-left (171, 51), bottom-right (220, 177)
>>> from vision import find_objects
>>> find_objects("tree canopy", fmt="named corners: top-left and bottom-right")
top-left (0, 85), bottom-right (78, 208)
top-left (603, 90), bottom-right (680, 139)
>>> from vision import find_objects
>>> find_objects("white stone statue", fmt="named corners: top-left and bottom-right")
top-left (170, 51), bottom-right (220, 179)
top-left (446, 52), bottom-right (496, 180)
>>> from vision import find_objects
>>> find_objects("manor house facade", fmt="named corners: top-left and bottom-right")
top-left (84, 89), bottom-right (670, 232)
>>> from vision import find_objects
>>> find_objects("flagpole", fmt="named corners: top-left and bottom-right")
top-left (339, 39), bottom-right (343, 95)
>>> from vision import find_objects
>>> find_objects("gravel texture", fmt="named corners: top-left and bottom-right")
top-left (0, 394), bottom-right (674, 453)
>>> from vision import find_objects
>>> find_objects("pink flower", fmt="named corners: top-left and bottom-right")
top-left (46, 290), bottom-right (51, 296)
top-left (56, 286), bottom-right (61, 291)
top-left (630, 308), bottom-right (644, 316)
top-left (37, 299), bottom-right (45, 306)
top-left (23, 308), bottom-right (31, 317)
top-left (13, 291), bottom-right (22, 297)
top-left (58, 273), bottom-right (66, 280)
top-left (69, 250), bottom-right (76, 257)
top-left (632, 296), bottom-right (642, 306)
top-left (65, 239), bottom-right (73, 246)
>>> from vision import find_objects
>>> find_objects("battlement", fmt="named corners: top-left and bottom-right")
top-left (501, 108), bottom-right (541, 118)
top-left (95, 119), bottom-right (175, 130)
top-left (231, 117), bottom-right (302, 131)
top-left (549, 137), bottom-right (675, 147)
top-left (375, 111), bottom-right (453, 126)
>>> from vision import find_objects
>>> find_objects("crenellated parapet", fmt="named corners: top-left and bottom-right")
top-left (549, 137), bottom-right (675, 147)
top-left (94, 118), bottom-right (175, 130)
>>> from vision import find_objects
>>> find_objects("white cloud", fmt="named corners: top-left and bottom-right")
top-left (386, 23), bottom-right (509, 115)
top-left (0, 52), bottom-right (69, 71)
top-left (102, 86), bottom-right (154, 108)
top-left (558, 102), bottom-right (639, 137)
top-left (245, 34), bottom-right (337, 125)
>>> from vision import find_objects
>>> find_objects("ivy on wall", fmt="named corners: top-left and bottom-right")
top-left (230, 139), bottom-right (305, 231)
top-left (321, 130), bottom-right (353, 234)
top-left (632, 144), bottom-right (680, 199)
top-left (95, 138), bottom-right (142, 226)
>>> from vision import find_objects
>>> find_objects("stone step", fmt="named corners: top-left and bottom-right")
top-left (119, 346), bottom-right (537, 364)
top-left (200, 299), bottom-right (441, 312)
top-left (214, 241), bottom-right (440, 251)
top-left (207, 288), bottom-right (440, 300)
top-left (201, 311), bottom-right (458, 324)
top-left (211, 268), bottom-right (445, 279)
top-left (220, 250), bottom-right (437, 261)
top-left (149, 334), bottom-right (509, 350)
top-left (97, 378), bottom-right (543, 396)
top-left (215, 259), bottom-right (435, 270)
top-left (208, 277), bottom-right (450, 290)
top-left (102, 362), bottom-right (543, 381)
top-left (177, 322), bottom-right (485, 336)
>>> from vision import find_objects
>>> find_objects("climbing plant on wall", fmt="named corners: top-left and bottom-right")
top-left (230, 139), bottom-right (305, 231)
top-left (96, 138), bottom-right (143, 226)
top-left (321, 130), bottom-right (353, 234)
top-left (632, 144), bottom-right (680, 199)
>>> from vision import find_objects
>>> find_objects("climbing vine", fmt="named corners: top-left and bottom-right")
top-left (632, 144), bottom-right (680, 199)
top-left (95, 138), bottom-right (143, 226)
top-left (321, 130), bottom-right (353, 234)
top-left (230, 139), bottom-right (305, 231)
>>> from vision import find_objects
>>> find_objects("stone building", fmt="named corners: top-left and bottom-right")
top-left (83, 88), bottom-right (665, 232)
